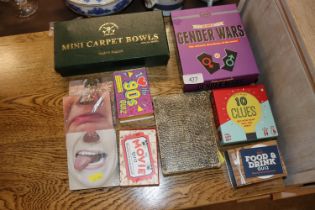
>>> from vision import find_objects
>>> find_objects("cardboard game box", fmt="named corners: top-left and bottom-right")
top-left (63, 79), bottom-right (119, 190)
top-left (212, 84), bottom-right (278, 145)
top-left (171, 4), bottom-right (259, 91)
top-left (153, 91), bottom-right (221, 175)
top-left (119, 129), bottom-right (159, 186)
top-left (225, 140), bottom-right (287, 188)
top-left (54, 11), bottom-right (169, 76)
top-left (66, 129), bottom-right (119, 190)
top-left (113, 68), bottom-right (154, 123)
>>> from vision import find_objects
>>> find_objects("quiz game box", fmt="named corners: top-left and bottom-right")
top-left (212, 84), bottom-right (278, 145)
top-left (225, 140), bottom-right (287, 188)
top-left (113, 68), bottom-right (154, 123)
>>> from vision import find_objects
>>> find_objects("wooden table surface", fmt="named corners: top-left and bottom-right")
top-left (0, 0), bottom-right (238, 37)
top-left (0, 17), bottom-right (286, 210)
top-left (281, 0), bottom-right (315, 87)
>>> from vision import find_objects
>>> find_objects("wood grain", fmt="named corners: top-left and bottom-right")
top-left (0, 0), bottom-right (239, 37)
top-left (273, 186), bottom-right (315, 200)
top-left (281, 0), bottom-right (315, 87)
top-left (0, 18), bottom-right (287, 210)
top-left (242, 0), bottom-right (315, 186)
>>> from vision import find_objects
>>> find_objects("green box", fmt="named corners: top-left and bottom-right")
top-left (54, 11), bottom-right (169, 76)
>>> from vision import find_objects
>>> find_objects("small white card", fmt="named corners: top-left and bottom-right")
top-left (183, 73), bottom-right (204, 84)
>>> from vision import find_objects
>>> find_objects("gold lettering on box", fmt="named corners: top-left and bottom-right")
top-left (62, 44), bottom-right (70, 51)
top-left (60, 34), bottom-right (160, 51)
top-left (98, 51), bottom-right (111, 56)
top-left (93, 41), bottom-right (99, 47)
top-left (111, 49), bottom-right (124, 54)
top-left (117, 37), bottom-right (123, 43)
top-left (86, 41), bottom-right (93, 48)
top-left (125, 36), bottom-right (132, 43)
top-left (99, 39), bottom-right (106, 46)
top-left (62, 42), bottom-right (84, 51)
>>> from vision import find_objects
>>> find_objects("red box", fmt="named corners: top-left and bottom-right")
top-left (212, 84), bottom-right (278, 145)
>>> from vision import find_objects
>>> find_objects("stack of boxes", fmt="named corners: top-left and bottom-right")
top-left (172, 4), bottom-right (287, 188)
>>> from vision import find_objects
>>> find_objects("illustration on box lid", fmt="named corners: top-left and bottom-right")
top-left (171, 4), bottom-right (259, 91)
top-left (212, 84), bottom-right (278, 145)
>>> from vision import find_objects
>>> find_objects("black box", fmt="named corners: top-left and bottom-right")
top-left (54, 11), bottom-right (170, 76)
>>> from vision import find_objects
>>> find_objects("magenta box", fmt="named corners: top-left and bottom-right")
top-left (171, 4), bottom-right (259, 91)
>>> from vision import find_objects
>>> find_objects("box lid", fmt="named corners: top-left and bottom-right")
top-left (54, 11), bottom-right (169, 75)
top-left (171, 5), bottom-right (259, 86)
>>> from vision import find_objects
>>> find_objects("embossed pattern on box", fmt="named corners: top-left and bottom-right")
top-left (153, 91), bottom-right (221, 175)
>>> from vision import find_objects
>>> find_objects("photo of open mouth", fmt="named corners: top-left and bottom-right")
top-left (74, 150), bottom-right (107, 171)
top-left (70, 113), bottom-right (105, 127)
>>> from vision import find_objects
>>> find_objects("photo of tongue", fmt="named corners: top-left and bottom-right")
top-left (65, 79), bottom-right (119, 190)
top-left (74, 152), bottom-right (105, 171)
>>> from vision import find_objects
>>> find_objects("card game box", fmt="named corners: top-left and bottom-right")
top-left (63, 78), bottom-right (115, 134)
top-left (171, 4), bottom-right (259, 91)
top-left (212, 84), bottom-right (278, 145)
top-left (119, 129), bottom-right (159, 186)
top-left (54, 11), bottom-right (169, 76)
top-left (113, 68), bottom-right (154, 123)
top-left (225, 140), bottom-right (287, 188)
top-left (66, 129), bottom-right (119, 190)
top-left (67, 78), bottom-right (117, 125)
top-left (63, 78), bottom-right (119, 190)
